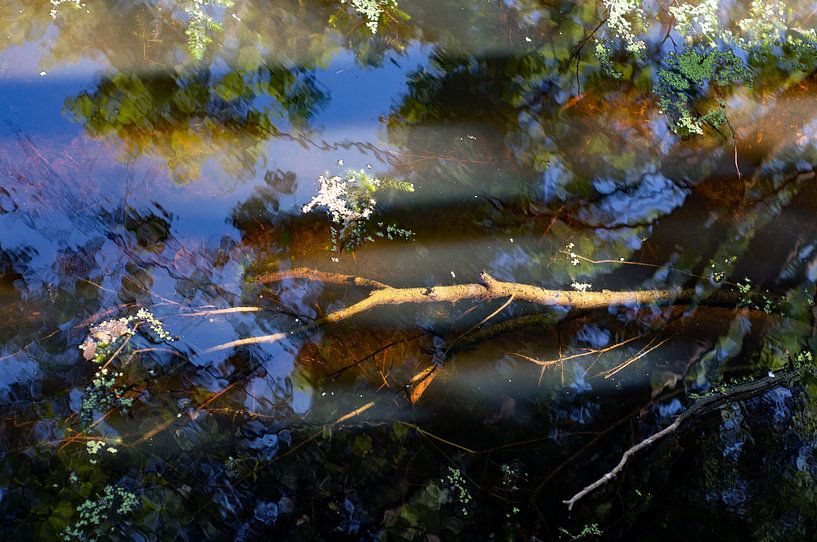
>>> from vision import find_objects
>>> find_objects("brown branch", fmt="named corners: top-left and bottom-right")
top-left (315, 272), bottom-right (692, 323)
top-left (406, 364), bottom-right (440, 404)
top-left (210, 269), bottom-right (785, 353)
top-left (563, 369), bottom-right (801, 510)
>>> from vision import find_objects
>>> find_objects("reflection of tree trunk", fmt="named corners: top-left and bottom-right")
top-left (208, 269), bottom-right (780, 352)
top-left (256, 267), bottom-right (390, 289)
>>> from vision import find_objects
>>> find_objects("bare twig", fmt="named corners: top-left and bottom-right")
top-left (510, 334), bottom-right (645, 383)
top-left (597, 334), bottom-right (675, 379)
top-left (510, 334), bottom-right (644, 368)
top-left (177, 306), bottom-right (263, 317)
top-left (563, 370), bottom-right (801, 510)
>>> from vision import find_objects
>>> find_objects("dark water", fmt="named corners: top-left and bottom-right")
top-left (2, 1), bottom-right (817, 540)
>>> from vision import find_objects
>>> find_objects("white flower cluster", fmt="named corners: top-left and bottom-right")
top-left (669, 0), bottom-right (817, 49)
top-left (49, 0), bottom-right (82, 19)
top-left (603, 0), bottom-right (646, 56)
top-left (340, 0), bottom-right (395, 33)
top-left (670, 0), bottom-right (721, 45)
top-left (566, 243), bottom-right (580, 266)
top-left (86, 440), bottom-right (118, 458)
top-left (571, 282), bottom-right (593, 292)
top-left (303, 170), bottom-right (415, 255)
top-left (302, 174), bottom-right (376, 225)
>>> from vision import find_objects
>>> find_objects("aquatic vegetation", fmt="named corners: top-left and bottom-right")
top-left (656, 49), bottom-right (751, 137)
top-left (794, 350), bottom-right (814, 371)
top-left (61, 485), bottom-right (139, 542)
top-left (302, 170), bottom-right (415, 253)
top-left (709, 256), bottom-right (737, 283)
top-left (558, 522), bottom-right (603, 540)
top-left (78, 309), bottom-right (175, 426)
top-left (593, 42), bottom-right (621, 79)
top-left (442, 467), bottom-right (472, 518)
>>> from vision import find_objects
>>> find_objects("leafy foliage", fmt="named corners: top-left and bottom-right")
top-left (179, 0), bottom-right (235, 60)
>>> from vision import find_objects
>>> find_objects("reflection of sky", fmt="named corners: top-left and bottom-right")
top-left (283, 44), bottom-right (430, 206)
top-left (576, 324), bottom-right (610, 349)
top-left (585, 173), bottom-right (689, 227)
top-left (0, 35), bottom-right (433, 399)
top-left (0, 39), bottom-right (428, 253)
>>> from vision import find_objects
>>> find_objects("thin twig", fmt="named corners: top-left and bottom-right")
top-left (598, 334), bottom-right (674, 379)
top-left (563, 370), bottom-right (801, 510)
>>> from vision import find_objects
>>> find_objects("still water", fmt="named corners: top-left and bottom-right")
top-left (2, 1), bottom-right (817, 540)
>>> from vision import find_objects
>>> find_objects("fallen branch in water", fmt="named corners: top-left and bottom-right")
top-left (563, 369), bottom-right (801, 511)
top-left (209, 271), bottom-right (757, 352)
top-left (325, 332), bottom-right (425, 381)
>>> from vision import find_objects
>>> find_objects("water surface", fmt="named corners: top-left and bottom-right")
top-left (2, 1), bottom-right (817, 540)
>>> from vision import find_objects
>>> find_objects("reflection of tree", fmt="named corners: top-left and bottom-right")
top-left (1, 0), bottom-right (412, 65)
top-left (3, 0), bottom-right (421, 183)
top-left (0, 245), bottom-right (36, 346)
top-left (65, 67), bottom-right (328, 182)
top-left (1, 1), bottom-right (184, 67)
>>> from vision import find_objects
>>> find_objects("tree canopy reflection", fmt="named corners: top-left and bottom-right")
top-left (1, 0), bottom-right (817, 540)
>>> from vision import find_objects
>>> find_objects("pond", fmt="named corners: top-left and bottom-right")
top-left (2, 0), bottom-right (817, 540)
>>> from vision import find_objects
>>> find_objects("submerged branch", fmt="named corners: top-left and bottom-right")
top-left (563, 369), bottom-right (801, 511)
top-left (256, 267), bottom-right (391, 289)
